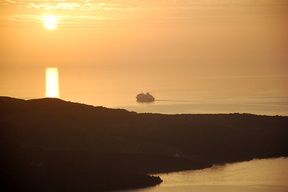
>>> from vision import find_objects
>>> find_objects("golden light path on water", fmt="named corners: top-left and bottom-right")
top-left (45, 68), bottom-right (60, 98)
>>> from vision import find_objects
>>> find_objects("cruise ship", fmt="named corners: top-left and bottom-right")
top-left (136, 92), bottom-right (155, 102)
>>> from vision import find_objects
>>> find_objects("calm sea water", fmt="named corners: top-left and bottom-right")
top-left (115, 157), bottom-right (288, 192)
top-left (119, 100), bottom-right (288, 116)
top-left (111, 93), bottom-right (288, 116)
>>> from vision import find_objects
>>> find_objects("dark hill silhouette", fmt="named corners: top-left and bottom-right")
top-left (1, 96), bottom-right (288, 191)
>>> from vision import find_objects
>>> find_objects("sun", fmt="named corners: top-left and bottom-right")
top-left (43, 16), bottom-right (58, 29)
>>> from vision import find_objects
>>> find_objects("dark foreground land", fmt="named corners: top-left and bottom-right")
top-left (1, 97), bottom-right (288, 192)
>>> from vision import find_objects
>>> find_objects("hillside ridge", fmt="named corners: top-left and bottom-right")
top-left (1, 96), bottom-right (288, 191)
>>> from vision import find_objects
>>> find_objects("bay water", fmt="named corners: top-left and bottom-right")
top-left (116, 157), bottom-right (288, 192)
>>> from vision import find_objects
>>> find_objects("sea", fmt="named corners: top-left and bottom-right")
top-left (115, 157), bottom-right (288, 192)
top-left (110, 95), bottom-right (288, 116)
top-left (6, 66), bottom-right (287, 116)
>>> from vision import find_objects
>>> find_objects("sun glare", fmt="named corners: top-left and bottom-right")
top-left (46, 68), bottom-right (60, 98)
top-left (43, 16), bottom-right (57, 29)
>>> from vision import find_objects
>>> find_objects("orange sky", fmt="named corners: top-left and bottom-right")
top-left (0, 0), bottom-right (288, 114)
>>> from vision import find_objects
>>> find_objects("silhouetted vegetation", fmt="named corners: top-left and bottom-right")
top-left (1, 97), bottom-right (288, 191)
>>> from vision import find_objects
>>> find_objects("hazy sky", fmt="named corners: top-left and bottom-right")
top-left (1, 0), bottom-right (288, 114)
